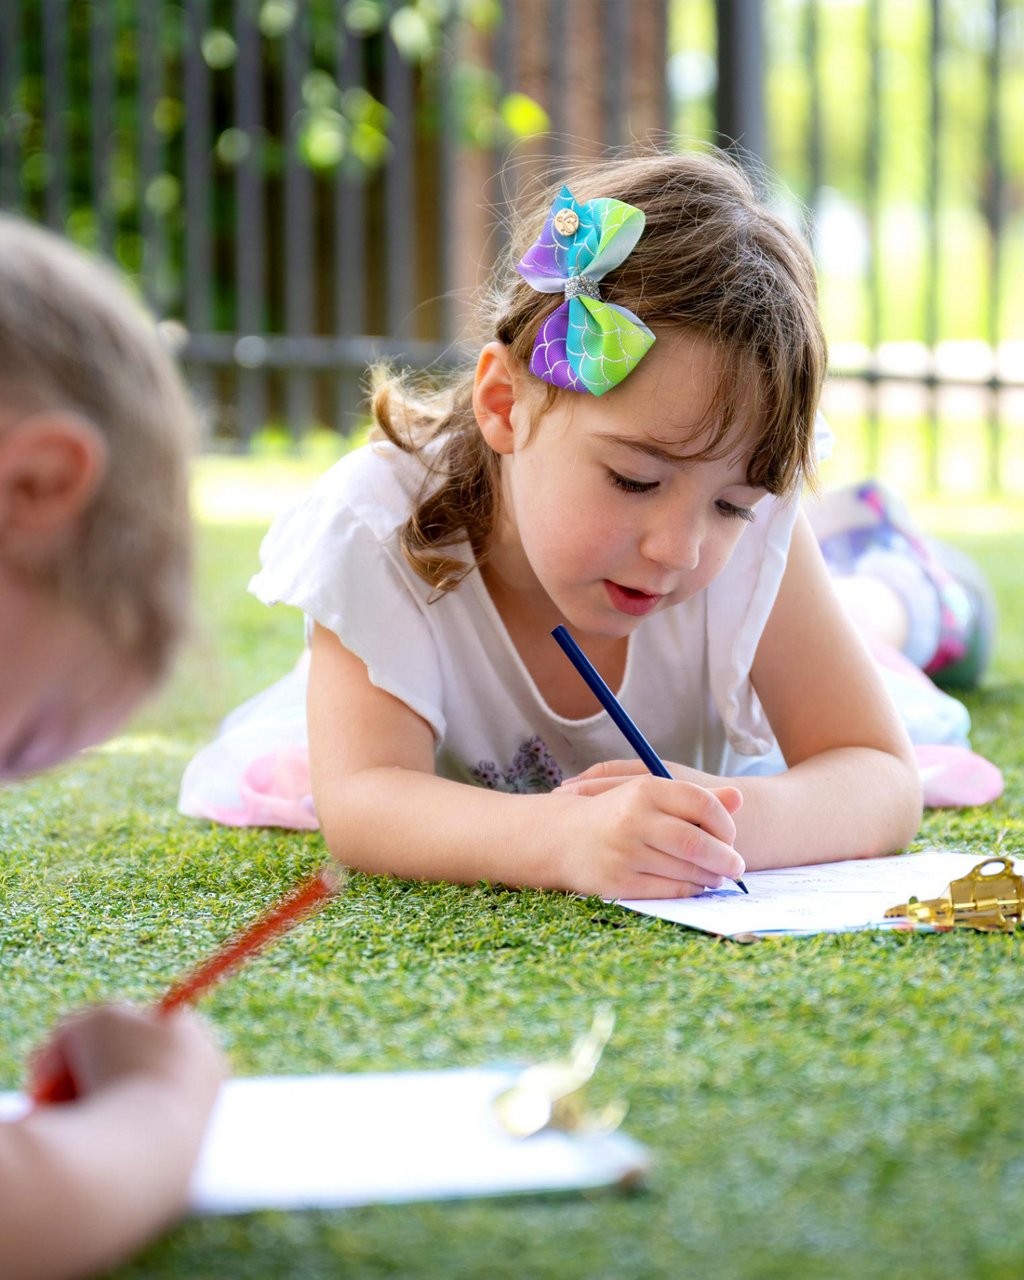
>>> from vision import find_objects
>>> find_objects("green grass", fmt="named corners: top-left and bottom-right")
top-left (1, 454), bottom-right (1023, 1280)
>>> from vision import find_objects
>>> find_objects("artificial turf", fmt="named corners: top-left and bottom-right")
top-left (1, 460), bottom-right (1021, 1280)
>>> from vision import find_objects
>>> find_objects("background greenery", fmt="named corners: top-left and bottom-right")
top-left (6, 0), bottom-right (1021, 361)
top-left (1, 451), bottom-right (1021, 1279)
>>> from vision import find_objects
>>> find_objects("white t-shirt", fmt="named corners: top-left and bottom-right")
top-left (244, 435), bottom-right (809, 793)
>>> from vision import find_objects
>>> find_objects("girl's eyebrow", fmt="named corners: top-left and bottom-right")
top-left (592, 431), bottom-right (694, 466)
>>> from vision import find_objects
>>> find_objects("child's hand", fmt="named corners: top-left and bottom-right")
top-left (28, 1003), bottom-right (224, 1114)
top-left (559, 758), bottom-right (725, 792)
top-left (550, 775), bottom-right (744, 899)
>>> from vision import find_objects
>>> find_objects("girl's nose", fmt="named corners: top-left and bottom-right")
top-left (640, 516), bottom-right (702, 571)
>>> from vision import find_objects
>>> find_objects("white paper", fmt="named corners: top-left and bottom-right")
top-left (0, 1069), bottom-right (648, 1214)
top-left (618, 851), bottom-right (1022, 938)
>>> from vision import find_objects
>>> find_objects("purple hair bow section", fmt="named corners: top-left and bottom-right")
top-left (515, 186), bottom-right (655, 396)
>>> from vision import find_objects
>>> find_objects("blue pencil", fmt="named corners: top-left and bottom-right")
top-left (551, 625), bottom-right (749, 894)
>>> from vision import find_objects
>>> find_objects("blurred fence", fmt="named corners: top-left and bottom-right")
top-left (0, 0), bottom-right (1021, 491)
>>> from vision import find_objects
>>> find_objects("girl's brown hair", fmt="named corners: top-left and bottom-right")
top-left (374, 148), bottom-right (827, 596)
top-left (0, 215), bottom-right (196, 681)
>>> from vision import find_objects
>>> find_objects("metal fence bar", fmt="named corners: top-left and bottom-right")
top-left (183, 0), bottom-right (213, 413)
top-left (333, 4), bottom-right (367, 432)
top-left (716, 0), bottom-right (765, 166)
top-left (41, 0), bottom-right (67, 228)
top-left (137, 0), bottom-right (163, 311)
top-left (803, 0), bottom-right (822, 247)
top-left (436, 18), bottom-right (456, 347)
top-left (383, 31), bottom-right (415, 339)
top-left (185, 332), bottom-right (458, 368)
top-left (89, 0), bottom-right (115, 256)
top-left (985, 0), bottom-right (1005, 493)
top-left (491, 0), bottom-right (516, 264)
top-left (283, 6), bottom-right (314, 436)
top-left (603, 0), bottom-right (627, 148)
top-left (233, 0), bottom-right (267, 441)
top-left (864, 0), bottom-right (882, 477)
top-left (925, 0), bottom-right (942, 488)
top-left (547, 1), bottom-right (568, 153)
top-left (0, 0), bottom-right (22, 212)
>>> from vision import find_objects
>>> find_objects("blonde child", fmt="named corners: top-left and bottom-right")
top-left (0, 215), bottom-right (222, 1280)
top-left (182, 150), bottom-right (923, 897)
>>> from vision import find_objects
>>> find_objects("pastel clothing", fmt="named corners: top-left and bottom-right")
top-left (179, 428), bottom-right (1002, 828)
top-left (180, 431), bottom-right (813, 826)
top-left (811, 480), bottom-right (995, 687)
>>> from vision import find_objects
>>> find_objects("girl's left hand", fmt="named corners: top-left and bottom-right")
top-left (559, 759), bottom-right (724, 794)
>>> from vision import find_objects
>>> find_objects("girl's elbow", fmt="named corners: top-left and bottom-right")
top-left (891, 751), bottom-right (924, 850)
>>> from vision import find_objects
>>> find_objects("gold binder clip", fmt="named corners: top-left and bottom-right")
top-left (885, 857), bottom-right (1024, 933)
top-left (492, 1009), bottom-right (628, 1138)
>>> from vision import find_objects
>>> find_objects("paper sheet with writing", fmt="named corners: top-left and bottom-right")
top-left (618, 851), bottom-right (1021, 938)
top-left (0, 1068), bottom-right (648, 1214)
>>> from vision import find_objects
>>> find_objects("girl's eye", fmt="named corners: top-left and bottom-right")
top-left (715, 499), bottom-right (756, 522)
top-left (609, 470), bottom-right (658, 495)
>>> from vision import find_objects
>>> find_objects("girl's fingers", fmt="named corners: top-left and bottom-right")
top-left (653, 780), bottom-right (739, 848)
top-left (643, 817), bottom-right (744, 882)
top-left (565, 776), bottom-right (740, 849)
top-left (634, 845), bottom-right (725, 889)
top-left (618, 873), bottom-right (709, 900)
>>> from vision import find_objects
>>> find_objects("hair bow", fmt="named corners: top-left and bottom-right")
top-left (515, 186), bottom-right (655, 396)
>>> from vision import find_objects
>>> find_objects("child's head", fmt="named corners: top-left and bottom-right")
top-left (374, 149), bottom-right (826, 594)
top-left (0, 215), bottom-right (195, 781)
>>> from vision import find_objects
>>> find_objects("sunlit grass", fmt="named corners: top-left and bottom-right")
top-left (1, 432), bottom-right (1022, 1279)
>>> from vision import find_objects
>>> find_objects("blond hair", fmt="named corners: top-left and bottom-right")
top-left (0, 215), bottom-right (195, 681)
top-left (376, 148), bottom-right (827, 595)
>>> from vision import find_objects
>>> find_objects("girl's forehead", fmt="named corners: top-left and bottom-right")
top-left (578, 338), bottom-right (762, 455)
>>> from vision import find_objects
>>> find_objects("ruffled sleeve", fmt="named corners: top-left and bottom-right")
top-left (248, 444), bottom-right (448, 742)
top-left (705, 414), bottom-right (834, 756)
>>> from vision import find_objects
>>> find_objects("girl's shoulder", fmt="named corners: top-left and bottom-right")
top-left (251, 437), bottom-right (446, 619)
top-left (293, 436), bottom-right (441, 543)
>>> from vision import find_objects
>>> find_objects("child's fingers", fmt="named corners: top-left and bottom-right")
top-left (634, 845), bottom-right (725, 890)
top-left (711, 785), bottom-right (744, 815)
top-left (26, 1038), bottom-right (65, 1093)
top-left (618, 872), bottom-right (709, 900)
top-left (643, 814), bottom-right (744, 882)
top-left (653, 780), bottom-right (740, 849)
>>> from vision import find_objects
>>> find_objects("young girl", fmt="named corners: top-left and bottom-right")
top-left (0, 216), bottom-right (223, 1279)
top-left (183, 150), bottom-right (926, 898)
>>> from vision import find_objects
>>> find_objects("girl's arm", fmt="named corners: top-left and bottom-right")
top-left (563, 512), bottom-right (923, 869)
top-left (737, 508), bottom-right (922, 866)
top-left (306, 622), bottom-right (745, 899)
top-left (0, 1005), bottom-right (223, 1280)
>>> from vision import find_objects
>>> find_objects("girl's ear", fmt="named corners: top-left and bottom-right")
top-left (0, 413), bottom-right (108, 558)
top-left (472, 341), bottom-right (521, 455)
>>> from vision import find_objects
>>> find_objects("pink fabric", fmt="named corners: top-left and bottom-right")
top-left (206, 747), bottom-right (318, 830)
top-left (864, 634), bottom-right (936, 687)
top-left (869, 637), bottom-right (1004, 807)
top-left (915, 744), bottom-right (1004, 809)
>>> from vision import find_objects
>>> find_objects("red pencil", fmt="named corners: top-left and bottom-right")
top-left (33, 865), bottom-right (344, 1105)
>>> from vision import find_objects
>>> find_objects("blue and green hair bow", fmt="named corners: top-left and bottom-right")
top-left (515, 186), bottom-right (655, 396)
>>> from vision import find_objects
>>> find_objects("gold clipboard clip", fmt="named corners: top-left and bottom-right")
top-left (491, 1009), bottom-right (628, 1138)
top-left (885, 857), bottom-right (1024, 933)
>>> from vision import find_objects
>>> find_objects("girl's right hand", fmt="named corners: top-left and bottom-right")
top-left (28, 1003), bottom-right (224, 1114)
top-left (549, 777), bottom-right (745, 899)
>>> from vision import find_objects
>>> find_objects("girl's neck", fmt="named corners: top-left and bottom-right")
top-left (479, 560), bottom-right (629, 719)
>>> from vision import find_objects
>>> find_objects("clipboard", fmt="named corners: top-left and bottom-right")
top-left (0, 1067), bottom-right (649, 1214)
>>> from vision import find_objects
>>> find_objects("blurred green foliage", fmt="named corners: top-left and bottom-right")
top-left (0, 0), bottom-right (546, 317)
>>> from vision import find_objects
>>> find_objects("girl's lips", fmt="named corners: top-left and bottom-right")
top-left (604, 580), bottom-right (664, 617)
